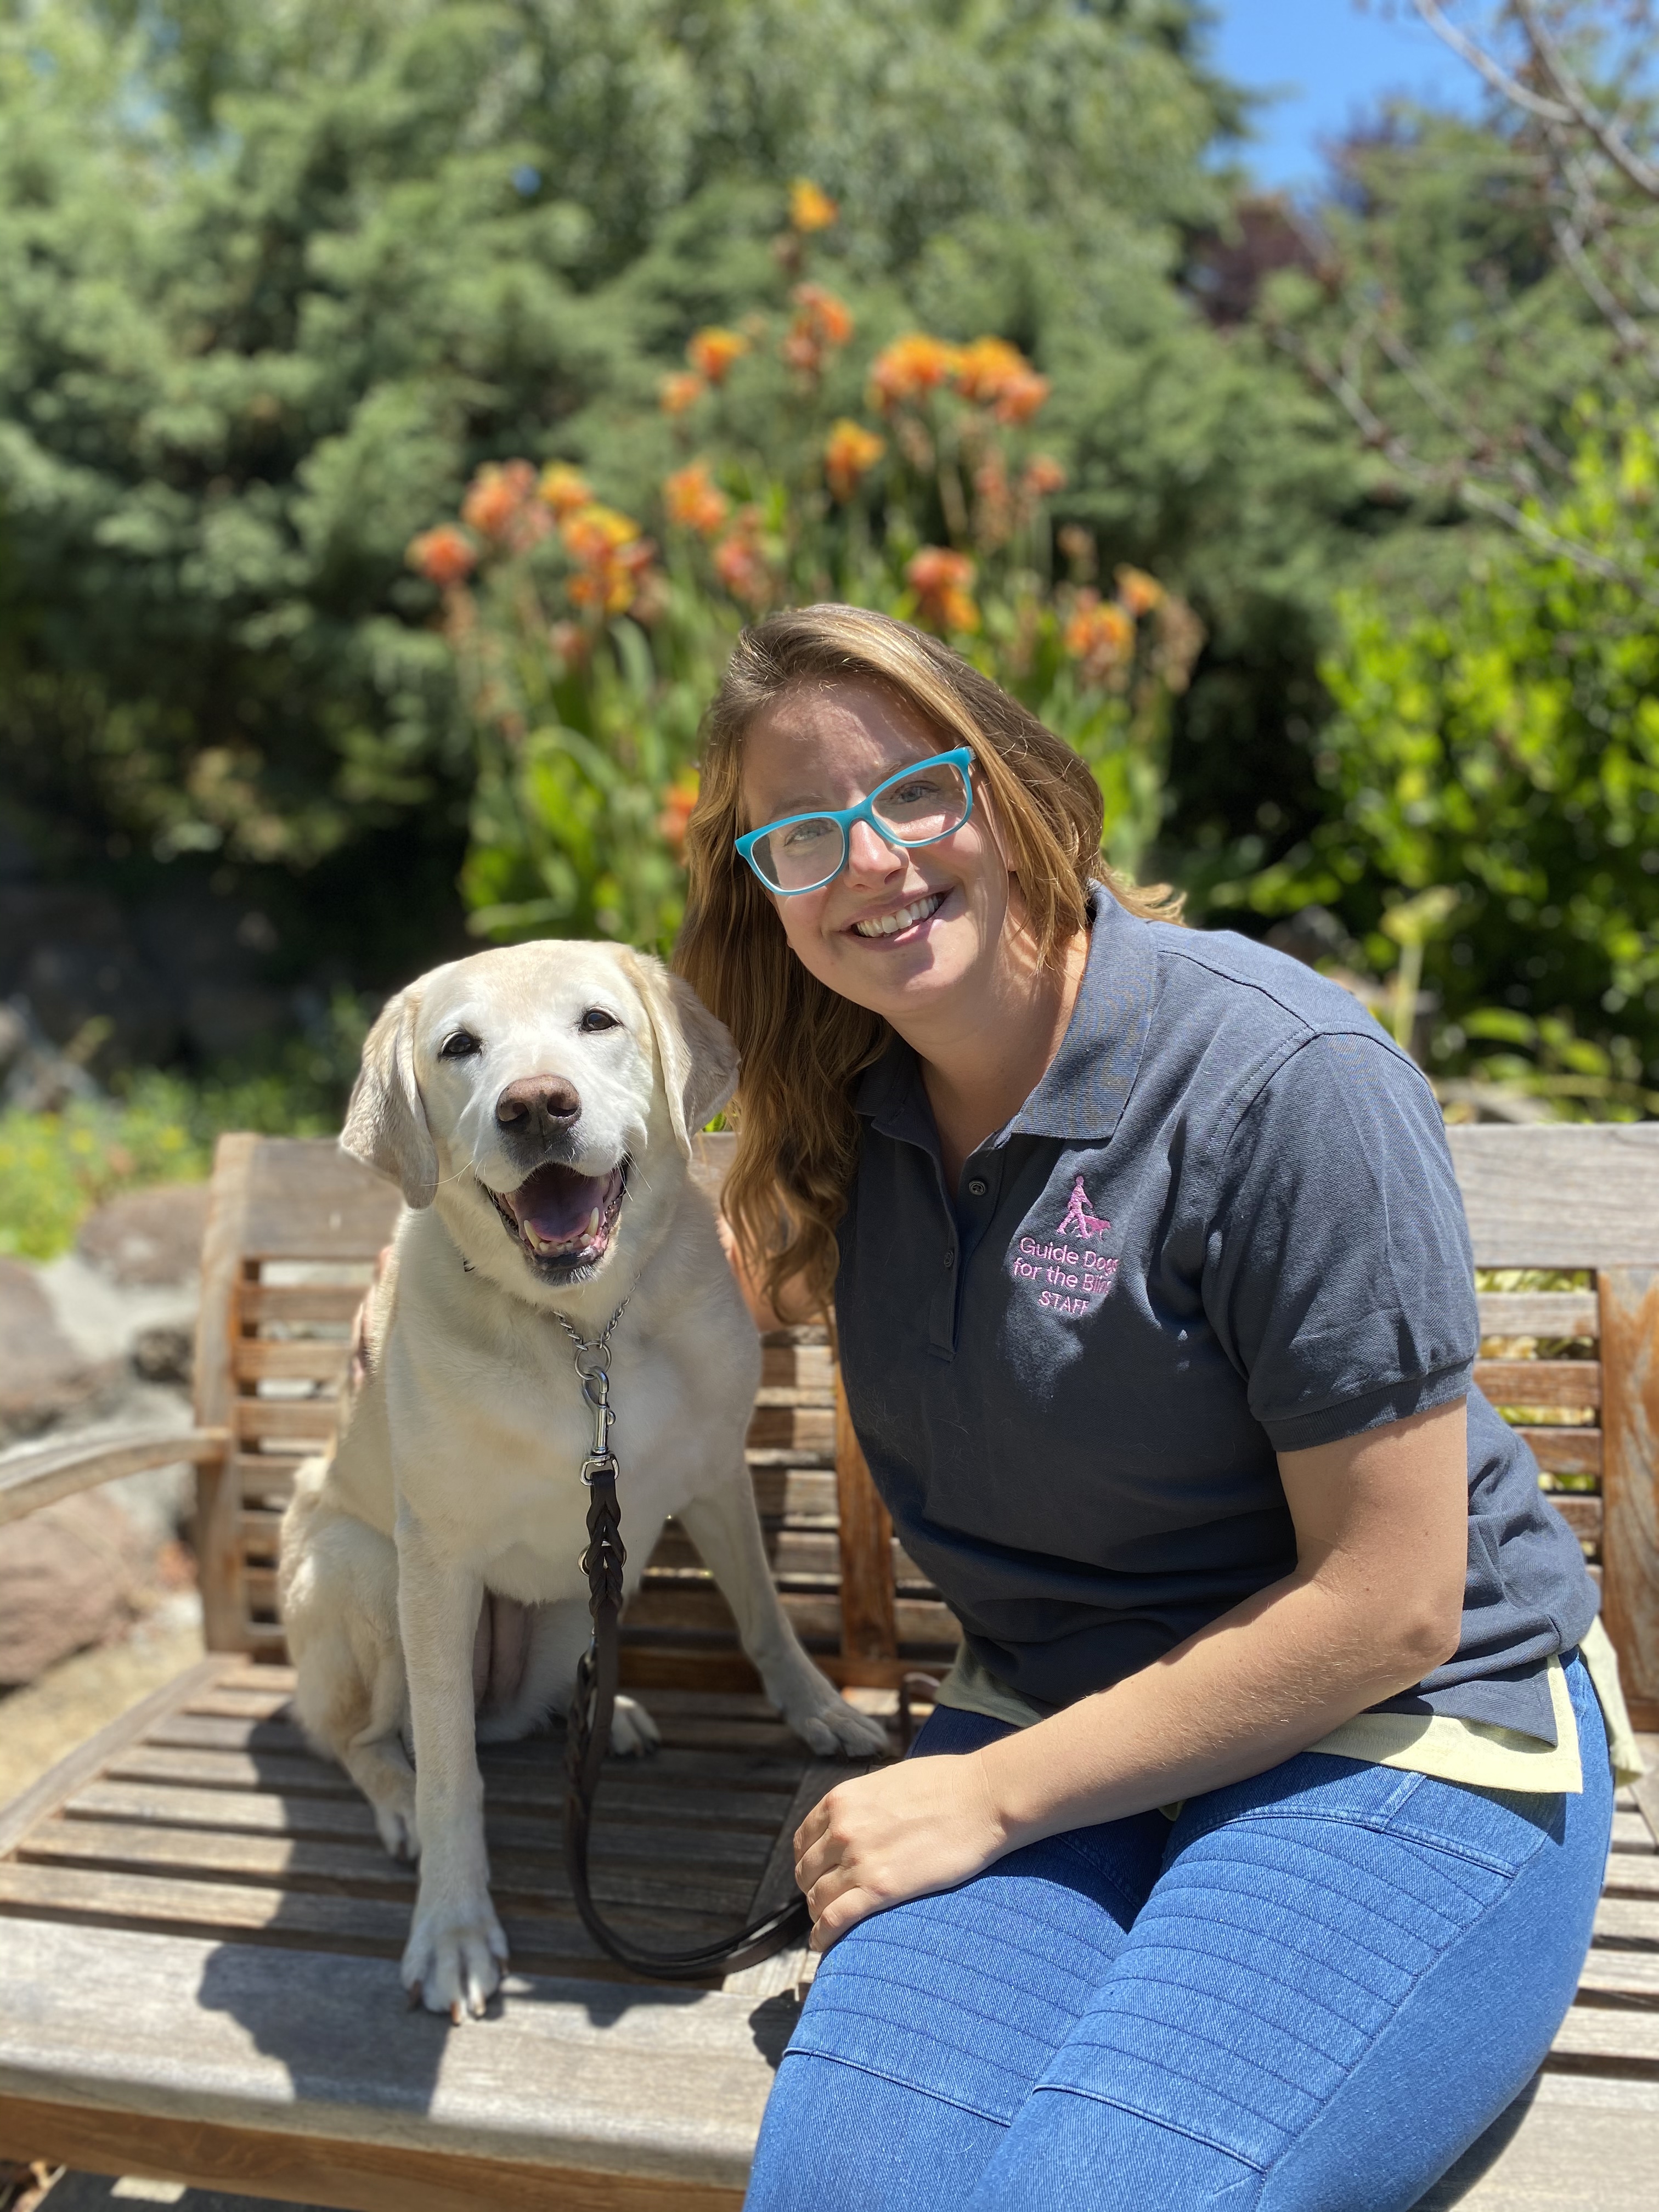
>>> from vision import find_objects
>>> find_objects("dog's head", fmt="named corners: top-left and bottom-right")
top-left (340, 943), bottom-right (736, 1297)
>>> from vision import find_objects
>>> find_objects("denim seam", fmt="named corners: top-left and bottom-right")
top-left (1183, 1804), bottom-right (1537, 1882)
top-left (1064, 1990), bottom-right (1341, 2121)
top-left (1154, 1850), bottom-right (1465, 1968)
top-left (1142, 1901), bottom-right (1419, 2002)
top-left (1103, 1930), bottom-right (1386, 2042)
top-left (778, 2047), bottom-right (1012, 2131)
top-left (1025, 2082), bottom-right (1269, 2175)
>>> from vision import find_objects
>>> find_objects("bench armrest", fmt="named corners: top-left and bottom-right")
top-left (0, 1427), bottom-right (231, 1528)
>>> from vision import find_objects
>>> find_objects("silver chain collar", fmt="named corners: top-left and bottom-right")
top-left (552, 1292), bottom-right (634, 1485)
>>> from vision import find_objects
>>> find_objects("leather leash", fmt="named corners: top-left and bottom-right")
top-left (556, 1304), bottom-right (812, 1979)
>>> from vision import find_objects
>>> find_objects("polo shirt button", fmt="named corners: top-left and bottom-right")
top-left (968, 1178), bottom-right (987, 1197)
top-left (943, 1249), bottom-right (955, 1267)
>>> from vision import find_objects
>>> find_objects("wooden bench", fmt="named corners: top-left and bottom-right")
top-left (0, 1124), bottom-right (1656, 2210)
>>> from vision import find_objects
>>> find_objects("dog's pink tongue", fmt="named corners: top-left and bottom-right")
top-left (510, 1163), bottom-right (607, 1245)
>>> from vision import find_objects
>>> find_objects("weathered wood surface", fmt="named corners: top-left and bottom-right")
top-left (833, 1370), bottom-right (899, 1666)
top-left (1447, 1123), bottom-right (1659, 1267)
top-left (1600, 1270), bottom-right (1659, 1733)
top-left (194, 1132), bottom-right (256, 1652)
top-left (1475, 1359), bottom-right (1602, 1410)
top-left (0, 1658), bottom-right (226, 1861)
top-left (235, 1137), bottom-right (403, 1262)
top-left (1412, 2078), bottom-right (1659, 2211)
top-left (0, 1918), bottom-right (775, 2195)
top-left (1478, 1291), bottom-right (1600, 1340)
top-left (0, 2097), bottom-right (744, 2212)
top-left (0, 1425), bottom-right (229, 1527)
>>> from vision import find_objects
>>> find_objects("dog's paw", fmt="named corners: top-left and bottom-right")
top-left (781, 1684), bottom-right (892, 1760)
top-left (401, 1887), bottom-right (509, 2022)
top-left (609, 1693), bottom-right (661, 1756)
top-left (373, 1790), bottom-right (419, 1863)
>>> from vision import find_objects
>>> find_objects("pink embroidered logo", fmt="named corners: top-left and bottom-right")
top-left (1056, 1175), bottom-right (1110, 1242)
top-left (1007, 1176), bottom-right (1118, 1317)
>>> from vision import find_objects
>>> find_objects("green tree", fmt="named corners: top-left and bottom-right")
top-left (1215, 414), bottom-right (1659, 1113)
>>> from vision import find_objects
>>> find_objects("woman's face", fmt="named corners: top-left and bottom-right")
top-left (738, 678), bottom-right (1014, 1026)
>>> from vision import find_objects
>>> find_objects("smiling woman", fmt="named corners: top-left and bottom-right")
top-left (678, 605), bottom-right (1180, 1314)
top-left (675, 605), bottom-right (1622, 2212)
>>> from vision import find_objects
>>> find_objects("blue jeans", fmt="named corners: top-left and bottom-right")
top-left (746, 1657), bottom-right (1611, 2212)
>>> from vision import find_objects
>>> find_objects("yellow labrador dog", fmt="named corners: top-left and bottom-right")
top-left (278, 941), bottom-right (885, 2019)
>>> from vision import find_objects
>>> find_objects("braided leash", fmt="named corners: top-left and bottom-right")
top-left (555, 1298), bottom-right (811, 1979)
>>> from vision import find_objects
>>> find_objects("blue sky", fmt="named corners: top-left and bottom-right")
top-left (1210, 1), bottom-right (1481, 190)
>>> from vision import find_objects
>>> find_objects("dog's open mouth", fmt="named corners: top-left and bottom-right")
top-left (486, 1160), bottom-right (627, 1276)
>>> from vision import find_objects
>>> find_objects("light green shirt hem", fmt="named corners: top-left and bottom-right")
top-left (932, 1614), bottom-right (1645, 1795)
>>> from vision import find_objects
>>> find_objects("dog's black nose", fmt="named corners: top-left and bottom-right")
top-left (495, 1074), bottom-right (581, 1135)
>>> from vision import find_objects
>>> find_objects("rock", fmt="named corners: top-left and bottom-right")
top-left (132, 1322), bottom-right (194, 1386)
top-left (0, 1490), bottom-right (142, 1686)
top-left (0, 1260), bottom-right (125, 1446)
top-left (77, 1182), bottom-right (210, 1288)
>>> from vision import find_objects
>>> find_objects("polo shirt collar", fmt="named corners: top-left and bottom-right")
top-left (853, 885), bottom-right (1156, 1148)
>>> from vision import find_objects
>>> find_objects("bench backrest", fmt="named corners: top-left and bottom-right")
top-left (189, 1125), bottom-right (1659, 1728)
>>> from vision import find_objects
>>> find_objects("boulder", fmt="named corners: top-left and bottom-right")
top-left (77, 1182), bottom-right (210, 1288)
top-left (0, 1489), bottom-right (142, 1686)
top-left (0, 1261), bottom-right (124, 1446)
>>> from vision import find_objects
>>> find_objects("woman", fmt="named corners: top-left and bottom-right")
top-left (676, 605), bottom-right (1633, 2212)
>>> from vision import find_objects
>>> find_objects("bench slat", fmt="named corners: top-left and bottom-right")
top-left (1475, 1360), bottom-right (1602, 1410)
top-left (1477, 1290), bottom-right (1600, 1339)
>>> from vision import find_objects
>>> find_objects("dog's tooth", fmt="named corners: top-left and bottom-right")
top-left (587, 1207), bottom-right (600, 1236)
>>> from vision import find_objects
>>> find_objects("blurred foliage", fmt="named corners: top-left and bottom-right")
top-left (422, 251), bottom-right (1201, 947)
top-left (0, 0), bottom-right (1374, 964)
top-left (0, 992), bottom-right (369, 1257)
top-left (1215, 413), bottom-right (1659, 1113)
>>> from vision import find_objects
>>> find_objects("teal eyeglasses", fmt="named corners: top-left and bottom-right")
top-left (735, 748), bottom-right (974, 895)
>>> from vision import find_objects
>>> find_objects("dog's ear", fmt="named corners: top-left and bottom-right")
top-left (340, 987), bottom-right (438, 1207)
top-left (624, 952), bottom-right (740, 1157)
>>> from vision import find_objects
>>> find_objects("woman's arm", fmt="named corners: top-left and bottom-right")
top-left (795, 1397), bottom-right (1469, 1951)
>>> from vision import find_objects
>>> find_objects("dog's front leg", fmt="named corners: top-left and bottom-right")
top-left (395, 1510), bottom-right (507, 2019)
top-left (676, 1483), bottom-right (889, 1757)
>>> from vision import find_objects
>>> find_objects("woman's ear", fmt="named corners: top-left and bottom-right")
top-left (339, 987), bottom-right (439, 1207)
top-left (622, 951), bottom-right (740, 1155)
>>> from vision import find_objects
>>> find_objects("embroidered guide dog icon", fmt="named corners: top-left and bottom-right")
top-left (1007, 1175), bottom-right (1118, 1314)
top-left (1056, 1175), bottom-right (1110, 1242)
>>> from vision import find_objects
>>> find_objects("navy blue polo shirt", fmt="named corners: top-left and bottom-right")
top-left (834, 889), bottom-right (1599, 1743)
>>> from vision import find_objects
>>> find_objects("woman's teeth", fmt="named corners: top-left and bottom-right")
top-left (854, 893), bottom-right (943, 939)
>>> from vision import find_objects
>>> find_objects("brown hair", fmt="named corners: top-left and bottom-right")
top-left (675, 603), bottom-right (1181, 1312)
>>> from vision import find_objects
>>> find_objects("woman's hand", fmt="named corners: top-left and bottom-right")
top-left (794, 1751), bottom-right (1010, 1953)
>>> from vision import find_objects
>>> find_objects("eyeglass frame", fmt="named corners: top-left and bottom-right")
top-left (733, 746), bottom-right (977, 896)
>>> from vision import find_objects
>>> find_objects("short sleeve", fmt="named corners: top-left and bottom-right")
top-left (1203, 1030), bottom-right (1477, 1454)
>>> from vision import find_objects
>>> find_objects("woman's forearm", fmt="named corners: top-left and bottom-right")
top-left (979, 1565), bottom-right (1453, 1851)
top-left (793, 1402), bottom-right (1469, 1950)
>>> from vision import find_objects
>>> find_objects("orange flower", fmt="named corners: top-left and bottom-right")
top-left (1115, 565), bottom-right (1164, 617)
top-left (952, 337), bottom-right (1050, 423)
top-left (1023, 454), bottom-right (1067, 498)
top-left (407, 525), bottom-right (476, 589)
top-left (461, 460), bottom-right (536, 540)
top-left (907, 546), bottom-right (980, 634)
top-left (793, 283), bottom-right (854, 347)
top-left (687, 327), bottom-right (749, 384)
top-left (782, 283), bottom-right (855, 376)
top-left (1064, 590), bottom-right (1134, 682)
top-left (539, 462), bottom-right (593, 516)
top-left (561, 504), bottom-right (656, 615)
top-left (824, 418), bottom-right (885, 501)
top-left (713, 506), bottom-right (774, 608)
top-left (993, 369), bottom-right (1049, 424)
top-left (870, 333), bottom-right (961, 412)
top-left (659, 371), bottom-right (706, 416)
top-left (663, 461), bottom-right (730, 538)
top-left (657, 768), bottom-right (701, 858)
top-left (789, 178), bottom-right (839, 233)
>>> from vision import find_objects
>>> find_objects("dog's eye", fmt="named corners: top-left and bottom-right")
top-left (439, 1030), bottom-right (481, 1060)
top-left (578, 1008), bottom-right (620, 1034)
